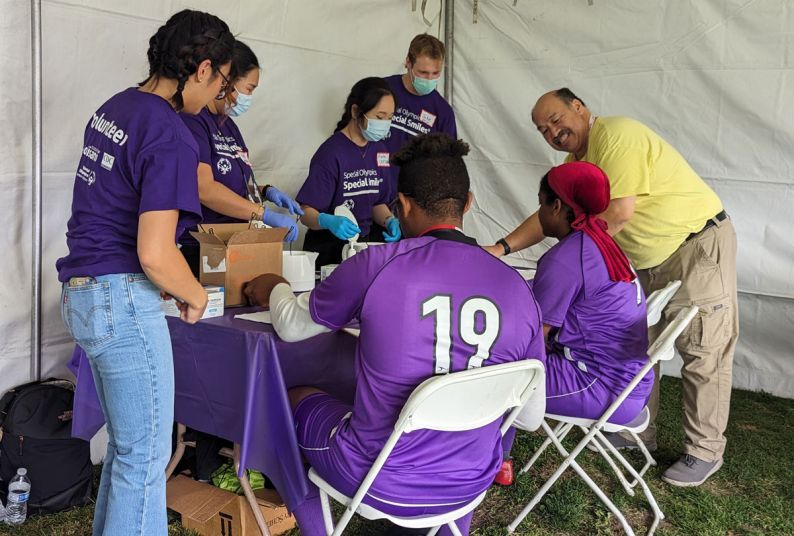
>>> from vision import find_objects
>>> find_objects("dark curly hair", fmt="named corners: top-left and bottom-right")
top-left (139, 9), bottom-right (235, 111)
top-left (335, 77), bottom-right (396, 133)
top-left (392, 133), bottom-right (470, 219)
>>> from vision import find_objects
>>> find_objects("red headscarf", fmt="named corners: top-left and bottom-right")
top-left (547, 161), bottom-right (635, 283)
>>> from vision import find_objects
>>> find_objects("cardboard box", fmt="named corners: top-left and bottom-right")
top-left (167, 475), bottom-right (296, 536)
top-left (191, 223), bottom-right (287, 307)
top-left (160, 285), bottom-right (225, 319)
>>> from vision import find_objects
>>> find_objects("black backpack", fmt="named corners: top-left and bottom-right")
top-left (0, 378), bottom-right (93, 515)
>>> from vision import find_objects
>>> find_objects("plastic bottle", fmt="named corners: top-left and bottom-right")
top-left (5, 468), bottom-right (30, 526)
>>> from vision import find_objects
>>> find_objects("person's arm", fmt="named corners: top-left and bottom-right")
top-left (484, 211), bottom-right (545, 258)
top-left (300, 205), bottom-right (322, 230)
top-left (197, 163), bottom-right (263, 221)
top-left (542, 324), bottom-right (553, 339)
top-left (598, 196), bottom-right (636, 236)
top-left (137, 210), bottom-right (207, 323)
top-left (372, 203), bottom-right (395, 228)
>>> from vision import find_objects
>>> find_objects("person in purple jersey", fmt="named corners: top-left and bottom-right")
top-left (297, 77), bottom-right (402, 268)
top-left (370, 34), bottom-right (459, 243)
top-left (179, 41), bottom-right (301, 276)
top-left (55, 10), bottom-right (234, 535)
top-left (244, 133), bottom-right (545, 536)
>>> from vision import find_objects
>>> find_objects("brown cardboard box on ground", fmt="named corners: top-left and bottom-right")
top-left (167, 475), bottom-right (296, 536)
top-left (191, 223), bottom-right (287, 306)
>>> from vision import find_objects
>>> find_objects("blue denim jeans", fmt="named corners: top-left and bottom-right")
top-left (62, 273), bottom-right (173, 536)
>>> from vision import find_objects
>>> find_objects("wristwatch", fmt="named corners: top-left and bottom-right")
top-left (496, 238), bottom-right (511, 255)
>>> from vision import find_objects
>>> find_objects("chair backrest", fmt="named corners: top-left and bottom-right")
top-left (395, 359), bottom-right (545, 434)
top-left (646, 280), bottom-right (682, 327)
top-left (648, 306), bottom-right (699, 364)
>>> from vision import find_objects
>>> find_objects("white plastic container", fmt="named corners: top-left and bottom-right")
top-left (5, 468), bottom-right (30, 526)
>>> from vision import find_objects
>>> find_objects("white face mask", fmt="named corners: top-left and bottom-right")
top-left (228, 89), bottom-right (253, 117)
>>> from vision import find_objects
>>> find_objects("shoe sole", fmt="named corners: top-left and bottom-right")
top-left (662, 458), bottom-right (724, 487)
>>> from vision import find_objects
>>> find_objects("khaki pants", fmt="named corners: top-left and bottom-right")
top-left (635, 217), bottom-right (738, 462)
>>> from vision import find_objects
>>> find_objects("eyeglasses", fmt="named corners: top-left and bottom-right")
top-left (215, 69), bottom-right (232, 100)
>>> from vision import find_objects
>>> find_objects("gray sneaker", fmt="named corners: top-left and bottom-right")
top-left (662, 454), bottom-right (723, 487)
top-left (586, 432), bottom-right (658, 453)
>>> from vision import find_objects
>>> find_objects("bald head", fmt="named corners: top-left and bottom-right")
top-left (532, 88), bottom-right (592, 159)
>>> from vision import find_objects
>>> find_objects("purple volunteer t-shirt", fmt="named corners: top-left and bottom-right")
top-left (56, 88), bottom-right (202, 282)
top-left (383, 74), bottom-right (457, 196)
top-left (308, 230), bottom-right (545, 505)
top-left (180, 108), bottom-right (251, 227)
top-left (532, 231), bottom-right (651, 398)
top-left (296, 131), bottom-right (390, 236)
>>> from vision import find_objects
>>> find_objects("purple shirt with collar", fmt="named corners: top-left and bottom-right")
top-left (57, 88), bottom-right (202, 282)
top-left (383, 74), bottom-right (457, 196)
top-left (307, 230), bottom-right (545, 505)
top-left (296, 131), bottom-right (391, 236)
top-left (531, 231), bottom-right (651, 398)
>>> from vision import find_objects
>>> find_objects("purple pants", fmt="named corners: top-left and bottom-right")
top-left (293, 393), bottom-right (474, 536)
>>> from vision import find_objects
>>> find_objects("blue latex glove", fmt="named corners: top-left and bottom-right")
top-left (265, 186), bottom-right (304, 215)
top-left (318, 213), bottom-right (360, 240)
top-left (383, 217), bottom-right (402, 242)
top-left (262, 207), bottom-right (299, 242)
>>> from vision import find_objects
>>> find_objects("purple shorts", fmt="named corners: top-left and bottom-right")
top-left (545, 352), bottom-right (648, 425)
top-left (294, 392), bottom-right (475, 519)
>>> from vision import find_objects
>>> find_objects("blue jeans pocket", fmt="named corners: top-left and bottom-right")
top-left (64, 282), bottom-right (115, 350)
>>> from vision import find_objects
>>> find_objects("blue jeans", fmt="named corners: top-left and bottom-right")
top-left (62, 273), bottom-right (173, 536)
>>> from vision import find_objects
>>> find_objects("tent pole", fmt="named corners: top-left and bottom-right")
top-left (444, 0), bottom-right (454, 105)
top-left (30, 0), bottom-right (43, 381)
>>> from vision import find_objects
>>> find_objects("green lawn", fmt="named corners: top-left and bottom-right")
top-left (2, 377), bottom-right (792, 535)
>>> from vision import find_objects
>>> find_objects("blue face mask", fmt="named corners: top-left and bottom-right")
top-left (412, 74), bottom-right (438, 96)
top-left (228, 89), bottom-right (252, 117)
top-left (361, 116), bottom-right (391, 142)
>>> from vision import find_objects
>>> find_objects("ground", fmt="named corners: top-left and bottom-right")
top-left (1, 377), bottom-right (791, 535)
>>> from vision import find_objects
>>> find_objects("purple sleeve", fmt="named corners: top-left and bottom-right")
top-left (136, 141), bottom-right (201, 217)
top-left (531, 245), bottom-right (582, 328)
top-left (309, 247), bottom-right (389, 329)
top-left (439, 103), bottom-right (457, 139)
top-left (296, 149), bottom-right (337, 212)
top-left (180, 113), bottom-right (213, 165)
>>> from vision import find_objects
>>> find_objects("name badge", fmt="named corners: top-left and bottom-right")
top-left (419, 109), bottom-right (437, 127)
top-left (377, 152), bottom-right (390, 167)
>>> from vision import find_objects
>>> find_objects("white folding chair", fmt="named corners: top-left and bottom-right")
top-left (508, 306), bottom-right (698, 536)
top-left (646, 280), bottom-right (682, 328)
top-left (308, 359), bottom-right (545, 536)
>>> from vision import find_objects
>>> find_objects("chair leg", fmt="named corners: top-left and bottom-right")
top-left (425, 526), bottom-right (441, 536)
top-left (233, 444), bottom-right (271, 536)
top-left (626, 430), bottom-right (656, 488)
top-left (587, 428), bottom-right (635, 497)
top-left (507, 421), bottom-right (635, 535)
top-left (521, 420), bottom-right (576, 475)
top-left (447, 520), bottom-right (464, 536)
top-left (165, 423), bottom-right (187, 480)
top-left (319, 489), bottom-right (334, 536)
top-left (331, 506), bottom-right (357, 536)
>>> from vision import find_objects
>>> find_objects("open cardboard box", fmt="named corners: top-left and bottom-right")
top-left (191, 223), bottom-right (287, 307)
top-left (167, 475), bottom-right (295, 536)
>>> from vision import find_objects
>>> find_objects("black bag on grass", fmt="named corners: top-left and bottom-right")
top-left (0, 378), bottom-right (92, 515)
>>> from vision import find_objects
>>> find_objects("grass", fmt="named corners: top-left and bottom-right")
top-left (1, 377), bottom-right (791, 535)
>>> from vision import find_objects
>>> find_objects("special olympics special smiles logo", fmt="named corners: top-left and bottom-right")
top-left (216, 157), bottom-right (232, 175)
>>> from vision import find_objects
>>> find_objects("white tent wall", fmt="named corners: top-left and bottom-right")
top-left (1, 0), bottom-right (792, 399)
top-left (455, 0), bottom-right (794, 397)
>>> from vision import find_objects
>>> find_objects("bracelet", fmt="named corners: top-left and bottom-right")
top-left (496, 238), bottom-right (511, 255)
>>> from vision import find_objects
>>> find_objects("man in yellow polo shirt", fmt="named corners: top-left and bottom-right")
top-left (488, 88), bottom-right (738, 487)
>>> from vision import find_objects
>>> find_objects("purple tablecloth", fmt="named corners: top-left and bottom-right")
top-left (69, 306), bottom-right (357, 512)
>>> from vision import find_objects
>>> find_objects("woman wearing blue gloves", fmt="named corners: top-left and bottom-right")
top-left (180, 41), bottom-right (301, 274)
top-left (297, 77), bottom-right (401, 268)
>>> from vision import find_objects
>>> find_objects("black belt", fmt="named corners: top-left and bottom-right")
top-left (686, 210), bottom-right (727, 242)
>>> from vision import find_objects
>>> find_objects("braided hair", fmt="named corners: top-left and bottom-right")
top-left (140, 9), bottom-right (235, 111)
top-left (334, 77), bottom-right (396, 133)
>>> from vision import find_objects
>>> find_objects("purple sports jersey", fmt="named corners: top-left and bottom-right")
top-left (383, 74), bottom-right (457, 196)
top-left (57, 88), bottom-right (202, 282)
top-left (296, 131), bottom-right (390, 236)
top-left (180, 108), bottom-right (251, 227)
top-left (308, 230), bottom-right (545, 506)
top-left (531, 231), bottom-right (651, 399)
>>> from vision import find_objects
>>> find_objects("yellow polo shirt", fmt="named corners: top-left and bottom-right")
top-left (565, 116), bottom-right (722, 269)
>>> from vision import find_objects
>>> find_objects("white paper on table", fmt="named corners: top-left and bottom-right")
top-left (235, 311), bottom-right (272, 324)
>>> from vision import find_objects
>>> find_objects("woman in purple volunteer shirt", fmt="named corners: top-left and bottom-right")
top-left (296, 77), bottom-right (403, 268)
top-left (179, 40), bottom-right (302, 276)
top-left (56, 10), bottom-right (234, 535)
